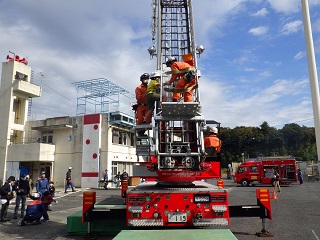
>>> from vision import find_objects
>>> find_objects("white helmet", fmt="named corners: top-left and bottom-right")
top-left (150, 71), bottom-right (161, 79)
top-left (210, 127), bottom-right (218, 134)
top-left (69, 167), bottom-right (72, 170)
top-left (33, 192), bottom-right (40, 198)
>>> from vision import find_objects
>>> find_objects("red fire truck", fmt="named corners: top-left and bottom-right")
top-left (82, 2), bottom-right (273, 236)
top-left (234, 157), bottom-right (298, 187)
top-left (126, 0), bottom-right (230, 227)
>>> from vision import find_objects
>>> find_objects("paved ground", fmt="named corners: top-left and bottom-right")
top-left (0, 179), bottom-right (319, 240)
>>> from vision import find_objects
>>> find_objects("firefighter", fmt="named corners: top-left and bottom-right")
top-left (144, 71), bottom-right (167, 122)
top-left (135, 73), bottom-right (152, 125)
top-left (163, 57), bottom-right (196, 102)
top-left (204, 127), bottom-right (222, 153)
top-left (121, 170), bottom-right (129, 198)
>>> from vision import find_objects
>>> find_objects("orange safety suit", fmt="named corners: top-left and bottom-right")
top-left (168, 62), bottom-right (196, 102)
top-left (204, 133), bottom-right (222, 153)
top-left (135, 84), bottom-right (151, 125)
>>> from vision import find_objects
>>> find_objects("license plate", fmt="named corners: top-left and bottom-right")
top-left (168, 213), bottom-right (187, 222)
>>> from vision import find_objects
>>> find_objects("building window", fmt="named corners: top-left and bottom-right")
top-left (112, 129), bottom-right (135, 146)
top-left (41, 132), bottom-right (53, 143)
top-left (112, 129), bottom-right (119, 144)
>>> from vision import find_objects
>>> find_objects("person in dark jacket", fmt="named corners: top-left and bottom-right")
top-left (65, 167), bottom-right (75, 193)
top-left (14, 174), bottom-right (30, 219)
top-left (103, 170), bottom-right (108, 190)
top-left (41, 191), bottom-right (54, 222)
top-left (48, 182), bottom-right (56, 211)
top-left (0, 176), bottom-right (16, 222)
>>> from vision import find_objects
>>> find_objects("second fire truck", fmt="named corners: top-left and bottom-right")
top-left (234, 157), bottom-right (298, 187)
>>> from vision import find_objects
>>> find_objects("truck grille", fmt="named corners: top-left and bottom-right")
top-left (211, 195), bottom-right (227, 202)
top-left (128, 196), bottom-right (144, 204)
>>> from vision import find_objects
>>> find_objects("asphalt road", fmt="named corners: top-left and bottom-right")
top-left (0, 179), bottom-right (319, 240)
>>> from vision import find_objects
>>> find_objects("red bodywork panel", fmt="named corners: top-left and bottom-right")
top-left (82, 192), bottom-right (96, 223)
top-left (256, 189), bottom-right (272, 220)
top-left (126, 181), bottom-right (229, 227)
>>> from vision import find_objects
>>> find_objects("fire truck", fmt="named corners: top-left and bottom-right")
top-left (126, 0), bottom-right (229, 227)
top-left (234, 157), bottom-right (298, 187)
top-left (82, 1), bottom-right (273, 237)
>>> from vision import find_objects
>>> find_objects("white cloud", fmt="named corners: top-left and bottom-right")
top-left (244, 67), bottom-right (255, 72)
top-left (258, 71), bottom-right (272, 78)
top-left (294, 51), bottom-right (306, 60)
top-left (248, 26), bottom-right (269, 36)
top-left (280, 20), bottom-right (303, 35)
top-left (313, 19), bottom-right (320, 32)
top-left (267, 0), bottom-right (300, 14)
top-left (251, 8), bottom-right (269, 17)
top-left (0, 0), bottom-right (318, 128)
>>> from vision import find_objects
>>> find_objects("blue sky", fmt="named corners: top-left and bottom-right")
top-left (1, 0), bottom-right (320, 128)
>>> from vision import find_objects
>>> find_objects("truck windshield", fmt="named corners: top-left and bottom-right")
top-left (238, 167), bottom-right (247, 173)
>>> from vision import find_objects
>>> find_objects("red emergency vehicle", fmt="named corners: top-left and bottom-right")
top-left (234, 157), bottom-right (297, 187)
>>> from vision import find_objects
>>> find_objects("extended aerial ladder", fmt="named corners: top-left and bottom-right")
top-left (128, 0), bottom-right (228, 227)
top-left (135, 0), bottom-right (221, 184)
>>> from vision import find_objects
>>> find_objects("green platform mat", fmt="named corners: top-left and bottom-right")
top-left (113, 229), bottom-right (237, 240)
top-left (67, 210), bottom-right (126, 236)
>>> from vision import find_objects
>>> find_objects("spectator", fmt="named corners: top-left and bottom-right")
top-left (49, 181), bottom-right (55, 198)
top-left (18, 193), bottom-right (45, 226)
top-left (36, 172), bottom-right (49, 196)
top-left (103, 170), bottom-right (108, 190)
top-left (273, 170), bottom-right (281, 194)
top-left (297, 169), bottom-right (303, 185)
top-left (65, 167), bottom-right (75, 193)
top-left (26, 174), bottom-right (34, 197)
top-left (115, 171), bottom-right (121, 188)
top-left (227, 164), bottom-right (233, 180)
top-left (41, 191), bottom-right (54, 222)
top-left (14, 174), bottom-right (30, 219)
top-left (0, 176), bottom-right (16, 222)
top-left (48, 181), bottom-right (56, 211)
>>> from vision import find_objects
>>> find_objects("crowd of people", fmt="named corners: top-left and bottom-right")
top-left (0, 169), bottom-right (62, 225)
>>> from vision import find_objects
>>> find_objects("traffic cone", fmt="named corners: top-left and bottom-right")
top-left (271, 189), bottom-right (278, 200)
top-left (217, 178), bottom-right (224, 188)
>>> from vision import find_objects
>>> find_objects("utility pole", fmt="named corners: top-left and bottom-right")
top-left (301, 0), bottom-right (320, 162)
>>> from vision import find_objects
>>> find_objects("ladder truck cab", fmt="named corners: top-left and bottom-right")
top-left (234, 157), bottom-right (298, 187)
top-left (128, 0), bottom-right (229, 227)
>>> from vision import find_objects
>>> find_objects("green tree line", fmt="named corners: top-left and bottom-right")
top-left (218, 121), bottom-right (317, 167)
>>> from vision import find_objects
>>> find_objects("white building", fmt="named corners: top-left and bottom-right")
top-left (0, 57), bottom-right (138, 188)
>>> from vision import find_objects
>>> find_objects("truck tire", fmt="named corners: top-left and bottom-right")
top-left (241, 179), bottom-right (249, 187)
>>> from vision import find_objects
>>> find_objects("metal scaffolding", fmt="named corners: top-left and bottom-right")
top-left (72, 78), bottom-right (135, 126)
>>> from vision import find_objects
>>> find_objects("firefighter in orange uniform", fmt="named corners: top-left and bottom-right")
top-left (204, 127), bottom-right (222, 153)
top-left (135, 73), bottom-right (152, 125)
top-left (163, 57), bottom-right (196, 102)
